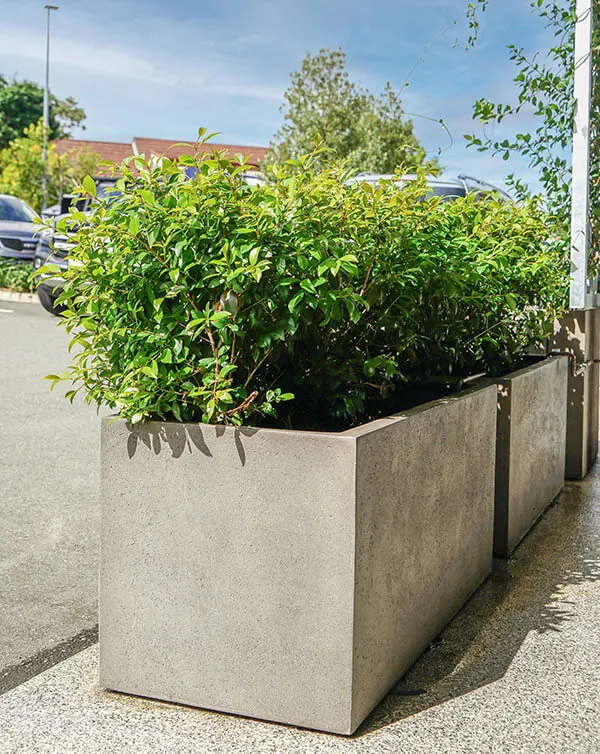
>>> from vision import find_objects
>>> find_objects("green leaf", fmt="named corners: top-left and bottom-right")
top-left (141, 361), bottom-right (158, 379)
top-left (82, 175), bottom-right (96, 197)
top-left (288, 292), bottom-right (304, 312)
top-left (128, 216), bottom-right (140, 235)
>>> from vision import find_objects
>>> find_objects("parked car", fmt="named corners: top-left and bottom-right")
top-left (41, 178), bottom-right (120, 221)
top-left (346, 173), bottom-right (512, 201)
top-left (34, 172), bottom-right (510, 316)
top-left (34, 179), bottom-right (120, 315)
top-left (33, 229), bottom-right (70, 315)
top-left (0, 194), bottom-right (42, 264)
top-left (34, 173), bottom-right (262, 316)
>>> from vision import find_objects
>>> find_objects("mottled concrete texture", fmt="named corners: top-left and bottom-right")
top-left (2, 464), bottom-right (600, 753)
top-left (492, 356), bottom-right (568, 557)
top-left (553, 310), bottom-right (600, 479)
top-left (99, 385), bottom-right (497, 735)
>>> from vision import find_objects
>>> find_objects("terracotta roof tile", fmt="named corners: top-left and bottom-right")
top-left (54, 139), bottom-right (133, 165)
top-left (133, 137), bottom-right (267, 167)
top-left (52, 137), bottom-right (268, 176)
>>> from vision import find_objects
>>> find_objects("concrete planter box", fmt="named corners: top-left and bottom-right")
top-left (99, 385), bottom-right (496, 735)
top-left (491, 356), bottom-right (568, 557)
top-left (552, 311), bottom-right (600, 479)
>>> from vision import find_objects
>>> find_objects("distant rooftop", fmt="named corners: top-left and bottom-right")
top-left (54, 137), bottom-right (267, 176)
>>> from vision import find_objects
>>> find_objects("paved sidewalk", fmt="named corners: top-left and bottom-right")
top-left (0, 302), bottom-right (102, 693)
top-left (1, 464), bottom-right (599, 752)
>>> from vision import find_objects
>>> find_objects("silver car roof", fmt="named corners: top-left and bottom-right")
top-left (346, 173), bottom-right (511, 200)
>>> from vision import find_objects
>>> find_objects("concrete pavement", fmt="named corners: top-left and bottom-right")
top-left (0, 458), bottom-right (599, 751)
top-left (0, 301), bottom-right (102, 693)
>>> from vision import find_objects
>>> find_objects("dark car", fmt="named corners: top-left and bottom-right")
top-left (34, 179), bottom-right (120, 315)
top-left (33, 226), bottom-right (70, 315)
top-left (0, 195), bottom-right (42, 264)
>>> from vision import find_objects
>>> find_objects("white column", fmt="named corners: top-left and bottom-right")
top-left (570, 0), bottom-right (593, 309)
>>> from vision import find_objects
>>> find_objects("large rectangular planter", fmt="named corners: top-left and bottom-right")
top-left (491, 356), bottom-right (568, 557)
top-left (99, 384), bottom-right (497, 735)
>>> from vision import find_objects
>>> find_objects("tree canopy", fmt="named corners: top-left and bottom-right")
top-left (265, 48), bottom-right (437, 174)
top-left (0, 121), bottom-right (99, 211)
top-left (0, 75), bottom-right (86, 150)
top-left (465, 0), bottom-right (599, 260)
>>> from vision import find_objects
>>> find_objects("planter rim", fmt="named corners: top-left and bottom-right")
top-left (491, 354), bottom-right (568, 384)
top-left (103, 383), bottom-right (496, 442)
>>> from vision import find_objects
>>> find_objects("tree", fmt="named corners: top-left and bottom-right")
top-left (0, 121), bottom-right (99, 211)
top-left (464, 0), bottom-right (600, 262)
top-left (0, 75), bottom-right (86, 150)
top-left (265, 49), bottom-right (437, 173)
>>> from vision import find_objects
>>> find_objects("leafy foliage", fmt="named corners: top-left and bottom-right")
top-left (0, 121), bottom-right (100, 211)
top-left (465, 1), bottom-right (600, 266)
top-left (47, 135), bottom-right (566, 429)
top-left (265, 49), bottom-right (438, 174)
top-left (0, 75), bottom-right (86, 150)
top-left (0, 261), bottom-right (35, 293)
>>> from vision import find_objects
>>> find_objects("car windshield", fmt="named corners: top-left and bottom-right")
top-left (0, 196), bottom-right (38, 222)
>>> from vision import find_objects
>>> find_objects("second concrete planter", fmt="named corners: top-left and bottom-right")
top-left (99, 384), bottom-right (497, 735)
top-left (491, 355), bottom-right (568, 557)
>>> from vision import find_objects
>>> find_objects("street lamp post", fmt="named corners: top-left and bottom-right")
top-left (42, 4), bottom-right (59, 213)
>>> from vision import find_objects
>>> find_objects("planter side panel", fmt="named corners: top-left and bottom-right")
top-left (100, 421), bottom-right (357, 734)
top-left (496, 356), bottom-right (568, 557)
top-left (350, 386), bottom-right (496, 731)
top-left (553, 311), bottom-right (600, 479)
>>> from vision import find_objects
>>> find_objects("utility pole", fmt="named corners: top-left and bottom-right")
top-left (42, 4), bottom-right (59, 213)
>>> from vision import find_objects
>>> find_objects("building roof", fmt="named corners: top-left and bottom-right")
top-left (54, 139), bottom-right (133, 165)
top-left (52, 137), bottom-right (267, 176)
top-left (132, 137), bottom-right (267, 167)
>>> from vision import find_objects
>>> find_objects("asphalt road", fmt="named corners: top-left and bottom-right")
top-left (0, 299), bottom-right (103, 693)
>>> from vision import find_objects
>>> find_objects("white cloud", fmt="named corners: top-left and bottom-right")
top-left (0, 22), bottom-right (283, 101)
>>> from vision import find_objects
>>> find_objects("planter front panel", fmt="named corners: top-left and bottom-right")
top-left (100, 384), bottom-right (497, 735)
top-left (494, 356), bottom-right (568, 556)
top-left (347, 387), bottom-right (496, 729)
top-left (100, 422), bottom-right (357, 734)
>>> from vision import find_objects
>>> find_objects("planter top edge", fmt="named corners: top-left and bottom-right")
top-left (101, 415), bottom-right (356, 443)
top-left (102, 384), bottom-right (496, 441)
top-left (486, 354), bottom-right (569, 385)
top-left (342, 383), bottom-right (496, 438)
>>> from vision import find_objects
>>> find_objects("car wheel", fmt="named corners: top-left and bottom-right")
top-left (37, 286), bottom-right (66, 317)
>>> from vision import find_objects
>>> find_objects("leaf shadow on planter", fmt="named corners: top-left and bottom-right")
top-left (552, 313), bottom-right (600, 479)
top-left (125, 423), bottom-right (259, 467)
top-left (354, 474), bottom-right (600, 737)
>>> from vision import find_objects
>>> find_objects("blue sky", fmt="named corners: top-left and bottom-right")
top-left (0, 0), bottom-right (554, 190)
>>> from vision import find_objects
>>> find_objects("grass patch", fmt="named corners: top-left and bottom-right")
top-left (0, 260), bottom-right (35, 293)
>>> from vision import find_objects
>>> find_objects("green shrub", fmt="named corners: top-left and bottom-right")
top-left (0, 260), bottom-right (35, 292)
top-left (47, 134), bottom-right (567, 429)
